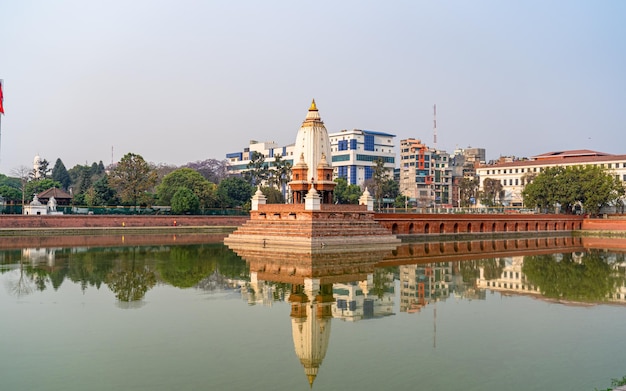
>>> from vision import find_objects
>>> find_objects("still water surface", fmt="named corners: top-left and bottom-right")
top-left (1, 235), bottom-right (625, 391)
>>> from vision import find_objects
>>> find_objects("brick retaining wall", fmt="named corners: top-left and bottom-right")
top-left (2, 214), bottom-right (625, 233)
top-left (0, 215), bottom-right (248, 229)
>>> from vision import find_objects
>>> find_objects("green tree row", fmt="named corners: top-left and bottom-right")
top-left (1, 153), bottom-right (401, 213)
top-left (522, 165), bottom-right (625, 215)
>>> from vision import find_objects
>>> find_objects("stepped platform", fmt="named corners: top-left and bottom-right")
top-left (224, 203), bottom-right (400, 250)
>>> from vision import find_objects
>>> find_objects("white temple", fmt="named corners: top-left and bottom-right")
top-left (292, 99), bottom-right (331, 183)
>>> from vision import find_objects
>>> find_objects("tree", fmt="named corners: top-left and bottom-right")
top-left (185, 159), bottom-right (229, 183)
top-left (459, 177), bottom-right (479, 207)
top-left (0, 185), bottom-right (22, 203)
top-left (244, 151), bottom-right (269, 186)
top-left (109, 153), bottom-right (158, 206)
top-left (217, 176), bottom-right (254, 208)
top-left (268, 154), bottom-right (292, 199)
top-left (522, 165), bottom-right (625, 215)
top-left (260, 186), bottom-right (284, 204)
top-left (156, 168), bottom-right (217, 209)
top-left (68, 162), bottom-right (108, 204)
top-left (480, 178), bottom-right (504, 207)
top-left (369, 158), bottom-right (388, 209)
top-left (11, 165), bottom-right (32, 205)
top-left (333, 177), bottom-right (362, 204)
top-left (84, 175), bottom-right (118, 206)
top-left (381, 178), bottom-right (399, 200)
top-left (51, 159), bottom-right (71, 190)
top-left (33, 158), bottom-right (51, 179)
top-left (171, 187), bottom-right (200, 214)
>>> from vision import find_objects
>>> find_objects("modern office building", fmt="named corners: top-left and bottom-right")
top-left (328, 129), bottom-right (396, 185)
top-left (475, 149), bottom-right (626, 208)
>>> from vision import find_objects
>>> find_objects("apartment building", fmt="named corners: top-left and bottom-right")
top-left (398, 138), bottom-right (452, 207)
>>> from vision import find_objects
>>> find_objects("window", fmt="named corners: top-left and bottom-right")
top-left (364, 166), bottom-right (373, 180)
top-left (364, 135), bottom-right (375, 151)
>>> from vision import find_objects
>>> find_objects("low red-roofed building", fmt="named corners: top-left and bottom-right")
top-left (476, 150), bottom-right (626, 208)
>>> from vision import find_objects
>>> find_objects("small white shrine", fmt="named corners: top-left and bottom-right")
top-left (23, 195), bottom-right (63, 215)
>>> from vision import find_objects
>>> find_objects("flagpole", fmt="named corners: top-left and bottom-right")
top-left (0, 78), bottom-right (3, 165)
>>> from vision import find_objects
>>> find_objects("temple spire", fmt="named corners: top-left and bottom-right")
top-left (309, 99), bottom-right (317, 111)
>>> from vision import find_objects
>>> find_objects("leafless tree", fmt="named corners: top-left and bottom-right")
top-left (11, 165), bottom-right (32, 205)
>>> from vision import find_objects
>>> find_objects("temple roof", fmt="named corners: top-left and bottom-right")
top-left (38, 187), bottom-right (72, 200)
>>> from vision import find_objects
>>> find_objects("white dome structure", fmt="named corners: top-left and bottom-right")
top-left (292, 100), bottom-right (331, 183)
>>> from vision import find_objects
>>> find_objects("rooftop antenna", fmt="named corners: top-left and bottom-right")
top-left (433, 104), bottom-right (437, 150)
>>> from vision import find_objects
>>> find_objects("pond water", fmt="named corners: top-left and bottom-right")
top-left (1, 235), bottom-right (625, 391)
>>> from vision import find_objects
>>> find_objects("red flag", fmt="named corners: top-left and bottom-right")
top-left (0, 80), bottom-right (4, 115)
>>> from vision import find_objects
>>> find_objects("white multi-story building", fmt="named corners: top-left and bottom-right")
top-left (226, 140), bottom-right (295, 175)
top-left (476, 149), bottom-right (626, 208)
top-left (328, 129), bottom-right (396, 185)
top-left (226, 129), bottom-right (397, 188)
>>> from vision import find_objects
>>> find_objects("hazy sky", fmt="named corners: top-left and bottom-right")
top-left (1, 0), bottom-right (625, 174)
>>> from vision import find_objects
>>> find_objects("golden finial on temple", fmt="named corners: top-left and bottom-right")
top-left (309, 99), bottom-right (317, 111)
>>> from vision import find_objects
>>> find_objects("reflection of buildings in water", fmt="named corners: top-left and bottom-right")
top-left (476, 255), bottom-right (626, 304)
top-left (241, 272), bottom-right (285, 306)
top-left (22, 248), bottom-right (57, 266)
top-left (399, 263), bottom-right (452, 313)
top-left (476, 256), bottom-right (541, 296)
top-left (332, 272), bottom-right (395, 321)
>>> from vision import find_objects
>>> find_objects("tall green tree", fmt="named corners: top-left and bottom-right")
top-left (372, 158), bottom-right (387, 208)
top-left (34, 158), bottom-right (51, 179)
top-left (51, 159), bottom-right (71, 190)
top-left (171, 187), bottom-right (200, 214)
top-left (84, 175), bottom-right (118, 206)
top-left (109, 153), bottom-right (158, 206)
top-left (459, 177), bottom-right (479, 207)
top-left (156, 167), bottom-right (217, 209)
top-left (217, 176), bottom-right (254, 208)
top-left (244, 151), bottom-right (269, 186)
top-left (480, 178), bottom-right (504, 207)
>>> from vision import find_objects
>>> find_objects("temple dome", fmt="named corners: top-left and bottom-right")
top-left (292, 100), bottom-right (331, 183)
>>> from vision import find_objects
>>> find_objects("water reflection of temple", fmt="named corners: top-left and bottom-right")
top-left (228, 243), bottom-right (398, 387)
